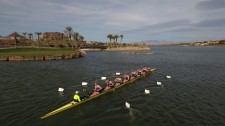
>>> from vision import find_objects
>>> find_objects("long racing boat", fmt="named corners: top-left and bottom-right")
top-left (41, 68), bottom-right (156, 119)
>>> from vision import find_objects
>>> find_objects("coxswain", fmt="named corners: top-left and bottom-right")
top-left (90, 82), bottom-right (103, 97)
top-left (73, 91), bottom-right (81, 102)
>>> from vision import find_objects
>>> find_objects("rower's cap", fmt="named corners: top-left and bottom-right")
top-left (75, 91), bottom-right (79, 94)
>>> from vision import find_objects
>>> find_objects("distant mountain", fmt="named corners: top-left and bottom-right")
top-left (133, 40), bottom-right (175, 45)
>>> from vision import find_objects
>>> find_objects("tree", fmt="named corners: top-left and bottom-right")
top-left (22, 32), bottom-right (27, 38)
top-left (107, 34), bottom-right (113, 42)
top-left (72, 32), bottom-right (79, 41)
top-left (120, 35), bottom-right (123, 42)
top-left (112, 35), bottom-right (116, 42)
top-left (28, 33), bottom-right (33, 40)
top-left (64, 26), bottom-right (74, 49)
top-left (12, 32), bottom-right (18, 48)
top-left (114, 35), bottom-right (119, 42)
top-left (79, 35), bottom-right (84, 41)
top-left (35, 32), bottom-right (42, 49)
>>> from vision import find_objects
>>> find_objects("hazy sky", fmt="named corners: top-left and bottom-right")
top-left (1, 0), bottom-right (225, 42)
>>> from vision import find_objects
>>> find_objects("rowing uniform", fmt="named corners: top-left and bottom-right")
top-left (108, 81), bottom-right (114, 87)
top-left (138, 71), bottom-right (142, 75)
top-left (115, 78), bottom-right (122, 84)
top-left (73, 94), bottom-right (81, 102)
top-left (131, 73), bottom-right (137, 78)
top-left (95, 85), bottom-right (102, 92)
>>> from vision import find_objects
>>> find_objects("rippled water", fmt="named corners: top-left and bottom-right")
top-left (1, 46), bottom-right (225, 126)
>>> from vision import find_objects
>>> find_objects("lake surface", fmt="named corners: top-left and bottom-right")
top-left (1, 46), bottom-right (225, 126)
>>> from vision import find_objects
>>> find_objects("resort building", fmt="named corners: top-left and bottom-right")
top-left (8, 32), bottom-right (26, 40)
top-left (43, 32), bottom-right (66, 41)
top-left (0, 37), bottom-right (15, 48)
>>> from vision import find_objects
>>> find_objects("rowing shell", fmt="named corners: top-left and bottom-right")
top-left (41, 68), bottom-right (156, 119)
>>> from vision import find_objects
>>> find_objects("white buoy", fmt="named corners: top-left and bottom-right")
top-left (145, 89), bottom-right (150, 94)
top-left (116, 72), bottom-right (121, 75)
top-left (157, 81), bottom-right (162, 85)
top-left (58, 88), bottom-right (64, 92)
top-left (101, 77), bottom-right (106, 80)
top-left (166, 76), bottom-right (171, 79)
top-left (125, 102), bottom-right (130, 108)
top-left (82, 82), bottom-right (88, 86)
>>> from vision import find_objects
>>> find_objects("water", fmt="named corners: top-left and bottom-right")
top-left (1, 46), bottom-right (225, 126)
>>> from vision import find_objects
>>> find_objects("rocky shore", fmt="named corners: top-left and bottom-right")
top-left (106, 47), bottom-right (150, 51)
top-left (0, 51), bottom-right (84, 61)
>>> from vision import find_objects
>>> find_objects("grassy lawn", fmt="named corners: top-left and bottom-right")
top-left (0, 48), bottom-right (78, 56)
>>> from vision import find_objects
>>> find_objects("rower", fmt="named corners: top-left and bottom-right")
top-left (130, 71), bottom-right (137, 80)
top-left (90, 82), bottom-right (103, 97)
top-left (123, 73), bottom-right (130, 83)
top-left (104, 80), bottom-right (114, 91)
top-left (73, 91), bottom-right (81, 102)
top-left (114, 77), bottom-right (122, 86)
top-left (142, 67), bottom-right (148, 74)
top-left (137, 69), bottom-right (143, 76)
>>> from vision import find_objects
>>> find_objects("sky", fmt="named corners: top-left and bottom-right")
top-left (0, 0), bottom-right (225, 42)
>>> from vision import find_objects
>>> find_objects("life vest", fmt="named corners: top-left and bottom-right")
top-left (73, 94), bottom-right (81, 102)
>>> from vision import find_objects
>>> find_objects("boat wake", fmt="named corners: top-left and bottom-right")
top-left (127, 108), bottom-right (142, 122)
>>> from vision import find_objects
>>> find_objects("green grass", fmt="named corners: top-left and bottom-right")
top-left (0, 48), bottom-right (78, 56)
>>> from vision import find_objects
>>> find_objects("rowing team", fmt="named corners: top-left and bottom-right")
top-left (73, 67), bottom-right (151, 102)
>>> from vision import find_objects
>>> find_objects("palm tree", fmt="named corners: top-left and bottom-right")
top-left (12, 32), bottom-right (18, 48)
top-left (35, 32), bottom-right (42, 49)
top-left (79, 35), bottom-right (84, 41)
top-left (114, 35), bottom-right (119, 42)
top-left (28, 33), bottom-right (33, 40)
top-left (120, 35), bottom-right (123, 42)
top-left (22, 32), bottom-right (27, 39)
top-left (72, 32), bottom-right (79, 41)
top-left (107, 34), bottom-right (113, 42)
top-left (64, 26), bottom-right (74, 49)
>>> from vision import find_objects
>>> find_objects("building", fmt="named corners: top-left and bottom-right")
top-left (43, 32), bottom-right (66, 41)
top-left (0, 37), bottom-right (15, 48)
top-left (8, 32), bottom-right (26, 40)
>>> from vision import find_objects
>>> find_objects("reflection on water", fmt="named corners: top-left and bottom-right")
top-left (1, 46), bottom-right (225, 126)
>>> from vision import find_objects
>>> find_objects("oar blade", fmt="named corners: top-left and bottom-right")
top-left (157, 81), bottom-right (162, 85)
top-left (125, 102), bottom-right (130, 108)
top-left (166, 76), bottom-right (171, 79)
top-left (82, 82), bottom-right (88, 86)
top-left (145, 89), bottom-right (150, 94)
top-left (58, 88), bottom-right (64, 92)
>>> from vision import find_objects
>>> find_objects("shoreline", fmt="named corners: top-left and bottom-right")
top-left (105, 47), bottom-right (150, 51)
top-left (0, 51), bottom-right (85, 61)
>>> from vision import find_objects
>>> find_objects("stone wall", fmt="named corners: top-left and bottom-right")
top-left (0, 51), bottom-right (84, 61)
